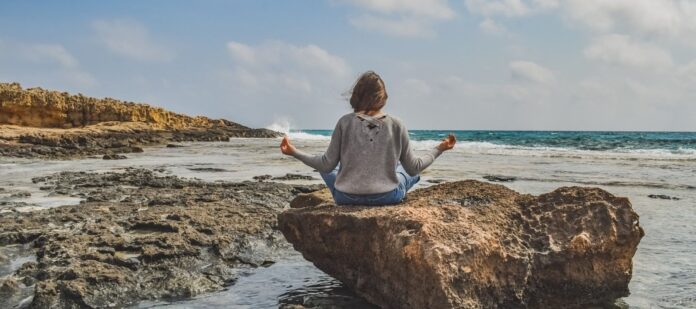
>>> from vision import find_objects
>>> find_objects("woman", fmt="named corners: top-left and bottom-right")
top-left (280, 71), bottom-right (456, 205)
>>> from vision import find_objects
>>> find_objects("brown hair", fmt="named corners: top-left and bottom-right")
top-left (348, 71), bottom-right (388, 113)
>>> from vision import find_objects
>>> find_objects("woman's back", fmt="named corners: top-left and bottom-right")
top-left (291, 112), bottom-right (443, 195)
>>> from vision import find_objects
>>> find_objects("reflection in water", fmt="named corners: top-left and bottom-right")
top-left (278, 278), bottom-right (377, 309)
top-left (135, 251), bottom-right (375, 309)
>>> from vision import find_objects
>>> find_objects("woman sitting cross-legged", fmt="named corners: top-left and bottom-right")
top-left (280, 71), bottom-right (456, 205)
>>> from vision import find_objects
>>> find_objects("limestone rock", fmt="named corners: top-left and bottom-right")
top-left (279, 180), bottom-right (644, 309)
top-left (0, 82), bottom-right (242, 129)
top-left (0, 83), bottom-right (282, 159)
top-left (103, 154), bottom-right (128, 160)
top-left (0, 168), bottom-right (301, 308)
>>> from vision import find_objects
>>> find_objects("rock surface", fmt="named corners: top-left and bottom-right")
top-left (1, 82), bottom-right (238, 129)
top-left (279, 180), bottom-right (644, 309)
top-left (0, 83), bottom-right (281, 159)
top-left (0, 168), bottom-right (321, 308)
top-left (483, 175), bottom-right (517, 182)
top-left (647, 194), bottom-right (680, 200)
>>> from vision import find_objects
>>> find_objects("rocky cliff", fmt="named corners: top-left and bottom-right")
top-left (0, 82), bottom-right (243, 129)
top-left (279, 181), bottom-right (644, 309)
top-left (0, 82), bottom-right (281, 159)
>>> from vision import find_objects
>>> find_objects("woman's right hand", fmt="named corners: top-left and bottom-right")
top-left (437, 134), bottom-right (456, 151)
top-left (280, 136), bottom-right (296, 155)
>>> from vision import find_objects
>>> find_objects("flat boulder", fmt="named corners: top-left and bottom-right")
top-left (278, 180), bottom-right (644, 309)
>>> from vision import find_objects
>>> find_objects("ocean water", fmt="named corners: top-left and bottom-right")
top-left (1, 130), bottom-right (695, 308)
top-left (298, 129), bottom-right (696, 155)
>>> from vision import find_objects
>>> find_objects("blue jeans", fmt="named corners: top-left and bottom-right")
top-left (319, 164), bottom-right (420, 206)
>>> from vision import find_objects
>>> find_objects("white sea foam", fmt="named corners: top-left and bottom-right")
top-left (265, 120), bottom-right (331, 140)
top-left (265, 120), bottom-right (291, 135)
top-left (288, 131), bottom-right (331, 140)
top-left (409, 140), bottom-right (696, 161)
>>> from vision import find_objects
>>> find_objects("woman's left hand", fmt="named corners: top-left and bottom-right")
top-left (437, 134), bottom-right (456, 151)
top-left (280, 136), bottom-right (296, 155)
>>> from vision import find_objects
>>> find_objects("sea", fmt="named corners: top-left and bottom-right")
top-left (1, 129), bottom-right (695, 308)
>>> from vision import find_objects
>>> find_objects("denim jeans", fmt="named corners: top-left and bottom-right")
top-left (319, 164), bottom-right (421, 206)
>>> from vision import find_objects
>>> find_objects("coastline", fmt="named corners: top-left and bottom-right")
top-left (1, 137), bottom-right (694, 308)
top-left (0, 82), bottom-right (282, 160)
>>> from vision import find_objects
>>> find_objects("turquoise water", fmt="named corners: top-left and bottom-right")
top-left (297, 130), bottom-right (696, 153)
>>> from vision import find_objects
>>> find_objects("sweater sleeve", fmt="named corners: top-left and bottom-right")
top-left (291, 121), bottom-right (342, 173)
top-left (399, 123), bottom-right (444, 176)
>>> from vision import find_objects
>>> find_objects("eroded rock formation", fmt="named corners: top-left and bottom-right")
top-left (0, 83), bottom-right (281, 158)
top-left (0, 82), bottom-right (238, 129)
top-left (0, 168), bottom-right (321, 308)
top-left (279, 180), bottom-right (644, 309)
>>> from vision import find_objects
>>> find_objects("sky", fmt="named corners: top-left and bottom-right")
top-left (1, 0), bottom-right (695, 131)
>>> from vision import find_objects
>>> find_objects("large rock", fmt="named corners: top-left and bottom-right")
top-left (279, 180), bottom-right (644, 309)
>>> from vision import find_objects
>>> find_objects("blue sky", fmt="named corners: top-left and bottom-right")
top-left (1, 0), bottom-right (695, 131)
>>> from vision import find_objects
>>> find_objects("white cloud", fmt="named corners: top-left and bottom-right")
top-left (509, 60), bottom-right (555, 84)
top-left (584, 34), bottom-right (674, 70)
top-left (564, 0), bottom-right (696, 39)
top-left (465, 0), bottom-right (531, 17)
top-left (226, 41), bottom-right (256, 64)
top-left (677, 60), bottom-right (696, 84)
top-left (479, 18), bottom-right (508, 35)
top-left (227, 41), bottom-right (349, 78)
top-left (93, 19), bottom-right (174, 62)
top-left (0, 40), bottom-right (97, 88)
top-left (349, 15), bottom-right (436, 38)
top-left (465, 0), bottom-right (696, 50)
top-left (401, 78), bottom-right (433, 96)
top-left (21, 44), bottom-right (78, 68)
top-left (341, 0), bottom-right (454, 19)
top-left (340, 0), bottom-right (454, 37)
top-left (225, 40), bottom-right (350, 98)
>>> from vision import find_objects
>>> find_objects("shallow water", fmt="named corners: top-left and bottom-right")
top-left (1, 137), bottom-right (695, 308)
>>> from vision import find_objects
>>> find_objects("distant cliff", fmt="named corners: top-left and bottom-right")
top-left (0, 82), bottom-right (281, 159)
top-left (0, 82), bottom-right (247, 130)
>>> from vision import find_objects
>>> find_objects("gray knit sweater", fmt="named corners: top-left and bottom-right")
top-left (291, 113), bottom-right (443, 194)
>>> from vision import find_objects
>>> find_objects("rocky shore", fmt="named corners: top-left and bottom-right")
top-left (0, 168), bottom-right (323, 308)
top-left (280, 181), bottom-right (644, 309)
top-left (0, 83), bottom-right (280, 159)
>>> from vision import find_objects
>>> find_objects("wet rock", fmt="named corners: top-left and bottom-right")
top-left (188, 167), bottom-right (228, 172)
top-left (10, 191), bottom-right (31, 198)
top-left (648, 194), bottom-right (680, 200)
top-left (290, 189), bottom-right (334, 209)
top-left (426, 178), bottom-right (446, 184)
top-left (166, 144), bottom-right (184, 148)
top-left (0, 277), bottom-right (19, 296)
top-left (291, 184), bottom-right (326, 194)
top-left (279, 180), bottom-right (644, 309)
top-left (273, 173), bottom-right (315, 181)
top-left (103, 154), bottom-right (128, 160)
top-left (0, 168), bottom-right (303, 308)
top-left (483, 175), bottom-right (517, 182)
top-left (253, 175), bottom-right (273, 182)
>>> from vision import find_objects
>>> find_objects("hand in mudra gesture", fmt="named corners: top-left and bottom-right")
top-left (437, 134), bottom-right (456, 151)
top-left (280, 136), bottom-right (296, 155)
